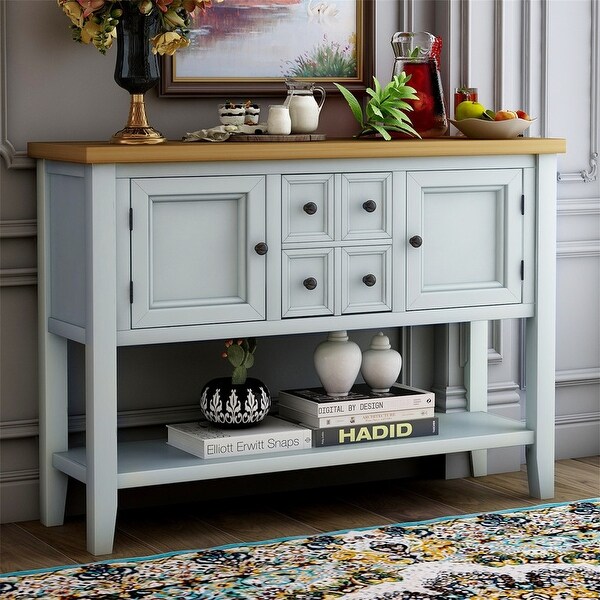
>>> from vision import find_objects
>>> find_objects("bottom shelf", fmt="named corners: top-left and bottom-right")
top-left (53, 411), bottom-right (534, 490)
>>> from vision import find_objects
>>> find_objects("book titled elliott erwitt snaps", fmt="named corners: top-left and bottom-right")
top-left (166, 416), bottom-right (312, 460)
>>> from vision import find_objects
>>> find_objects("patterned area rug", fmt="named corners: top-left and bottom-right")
top-left (1, 499), bottom-right (599, 599)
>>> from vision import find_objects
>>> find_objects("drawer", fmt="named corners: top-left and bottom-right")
top-left (341, 245), bottom-right (392, 314)
top-left (341, 173), bottom-right (392, 241)
top-left (282, 248), bottom-right (335, 318)
top-left (282, 174), bottom-right (334, 244)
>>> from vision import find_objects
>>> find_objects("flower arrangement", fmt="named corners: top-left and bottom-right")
top-left (222, 338), bottom-right (257, 385)
top-left (56, 0), bottom-right (218, 55)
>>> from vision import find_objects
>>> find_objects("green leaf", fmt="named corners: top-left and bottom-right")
top-left (334, 82), bottom-right (364, 127)
top-left (227, 344), bottom-right (244, 367)
top-left (371, 123), bottom-right (391, 141)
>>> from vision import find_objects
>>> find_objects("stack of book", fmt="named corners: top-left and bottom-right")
top-left (166, 416), bottom-right (312, 460)
top-left (277, 383), bottom-right (438, 447)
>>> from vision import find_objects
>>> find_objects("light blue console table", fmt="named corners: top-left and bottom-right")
top-left (29, 137), bottom-right (566, 555)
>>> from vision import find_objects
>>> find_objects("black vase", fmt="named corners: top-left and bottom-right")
top-left (111, 4), bottom-right (165, 144)
top-left (200, 377), bottom-right (271, 428)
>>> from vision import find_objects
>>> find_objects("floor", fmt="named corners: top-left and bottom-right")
top-left (1, 456), bottom-right (598, 574)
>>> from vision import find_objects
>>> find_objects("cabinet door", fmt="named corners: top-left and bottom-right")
top-left (130, 176), bottom-right (266, 328)
top-left (407, 169), bottom-right (523, 310)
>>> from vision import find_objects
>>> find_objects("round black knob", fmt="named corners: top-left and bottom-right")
top-left (362, 200), bottom-right (377, 213)
top-left (409, 235), bottom-right (423, 248)
top-left (303, 202), bottom-right (318, 215)
top-left (303, 277), bottom-right (318, 290)
top-left (254, 242), bottom-right (268, 255)
top-left (362, 274), bottom-right (376, 287)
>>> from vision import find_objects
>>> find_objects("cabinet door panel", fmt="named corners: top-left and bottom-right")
top-left (407, 169), bottom-right (523, 310)
top-left (342, 245), bottom-right (392, 314)
top-left (282, 174), bottom-right (334, 244)
top-left (282, 248), bottom-right (334, 318)
top-left (131, 176), bottom-right (266, 328)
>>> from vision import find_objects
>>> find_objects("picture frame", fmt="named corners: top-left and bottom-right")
top-left (159, 0), bottom-right (374, 97)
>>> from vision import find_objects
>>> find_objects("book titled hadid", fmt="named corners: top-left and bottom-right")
top-left (311, 416), bottom-right (439, 447)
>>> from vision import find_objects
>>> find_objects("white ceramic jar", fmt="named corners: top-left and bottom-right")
top-left (288, 88), bottom-right (326, 133)
top-left (313, 331), bottom-right (362, 397)
top-left (361, 332), bottom-right (402, 393)
top-left (267, 105), bottom-right (292, 135)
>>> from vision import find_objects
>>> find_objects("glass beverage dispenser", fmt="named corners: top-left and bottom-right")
top-left (391, 32), bottom-right (448, 137)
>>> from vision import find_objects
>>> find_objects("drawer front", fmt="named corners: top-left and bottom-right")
top-left (130, 176), bottom-right (266, 328)
top-left (282, 248), bottom-right (335, 318)
top-left (282, 174), bottom-right (334, 244)
top-left (341, 245), bottom-right (392, 314)
top-left (341, 173), bottom-right (392, 241)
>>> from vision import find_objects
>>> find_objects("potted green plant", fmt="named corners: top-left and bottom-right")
top-left (334, 74), bottom-right (421, 140)
top-left (200, 339), bottom-right (271, 428)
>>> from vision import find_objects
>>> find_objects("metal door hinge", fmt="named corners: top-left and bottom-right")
top-left (129, 281), bottom-right (134, 303)
top-left (521, 195), bottom-right (525, 215)
top-left (129, 208), bottom-right (134, 231)
top-left (520, 260), bottom-right (524, 281)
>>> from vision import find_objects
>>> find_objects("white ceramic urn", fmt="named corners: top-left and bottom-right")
top-left (313, 331), bottom-right (362, 397)
top-left (361, 332), bottom-right (402, 393)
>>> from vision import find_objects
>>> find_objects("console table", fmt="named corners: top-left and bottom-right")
top-left (28, 137), bottom-right (566, 555)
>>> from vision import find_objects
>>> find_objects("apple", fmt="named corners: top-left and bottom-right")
top-left (516, 110), bottom-right (532, 120)
top-left (494, 110), bottom-right (518, 121)
top-left (455, 101), bottom-right (486, 121)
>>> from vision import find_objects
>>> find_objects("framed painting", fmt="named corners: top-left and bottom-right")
top-left (159, 0), bottom-right (374, 97)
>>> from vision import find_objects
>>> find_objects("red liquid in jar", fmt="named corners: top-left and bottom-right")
top-left (394, 61), bottom-right (447, 138)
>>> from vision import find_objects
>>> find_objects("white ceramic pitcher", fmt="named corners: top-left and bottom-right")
top-left (284, 79), bottom-right (326, 134)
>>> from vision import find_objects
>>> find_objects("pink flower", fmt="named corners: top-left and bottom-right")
top-left (76, 0), bottom-right (105, 19)
top-left (156, 0), bottom-right (174, 13)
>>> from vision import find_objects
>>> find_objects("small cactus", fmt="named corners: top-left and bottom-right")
top-left (222, 338), bottom-right (256, 385)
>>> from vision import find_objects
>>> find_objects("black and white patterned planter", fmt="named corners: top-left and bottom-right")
top-left (200, 377), bottom-right (271, 428)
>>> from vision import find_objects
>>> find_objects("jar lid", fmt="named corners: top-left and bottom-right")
top-left (369, 332), bottom-right (391, 350)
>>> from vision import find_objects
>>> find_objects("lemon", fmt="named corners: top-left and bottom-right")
top-left (455, 101), bottom-right (486, 120)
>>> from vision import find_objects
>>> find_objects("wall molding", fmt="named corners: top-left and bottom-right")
top-left (400, 0), bottom-right (414, 33)
top-left (0, 468), bottom-right (39, 485)
top-left (557, 198), bottom-right (600, 216)
top-left (0, 219), bottom-right (37, 239)
top-left (493, 0), bottom-right (504, 111)
top-left (555, 411), bottom-right (600, 426)
top-left (555, 367), bottom-right (600, 388)
top-left (0, 403), bottom-right (204, 440)
top-left (0, 267), bottom-right (37, 287)
top-left (488, 320), bottom-right (504, 364)
top-left (557, 0), bottom-right (599, 183)
top-left (556, 240), bottom-right (600, 259)
top-left (521, 0), bottom-right (532, 115)
top-left (459, 0), bottom-right (471, 86)
top-left (0, 2), bottom-right (33, 170)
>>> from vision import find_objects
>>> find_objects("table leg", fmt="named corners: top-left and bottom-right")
top-left (465, 320), bottom-right (488, 477)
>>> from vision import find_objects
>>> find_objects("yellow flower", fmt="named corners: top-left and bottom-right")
top-left (80, 18), bottom-right (102, 44)
top-left (59, 0), bottom-right (84, 27)
top-left (151, 31), bottom-right (190, 55)
top-left (162, 8), bottom-right (186, 29)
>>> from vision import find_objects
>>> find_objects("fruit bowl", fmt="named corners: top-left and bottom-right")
top-left (450, 118), bottom-right (535, 139)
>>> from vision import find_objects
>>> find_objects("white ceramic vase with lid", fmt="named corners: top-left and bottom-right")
top-left (361, 332), bottom-right (402, 393)
top-left (313, 331), bottom-right (362, 397)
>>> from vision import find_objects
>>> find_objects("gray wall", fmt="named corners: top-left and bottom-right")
top-left (1, 0), bottom-right (599, 523)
